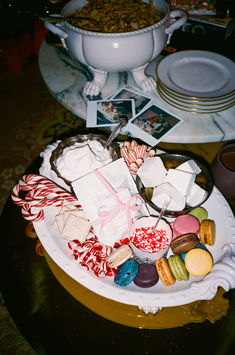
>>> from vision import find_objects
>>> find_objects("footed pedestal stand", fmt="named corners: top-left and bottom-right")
top-left (83, 63), bottom-right (156, 96)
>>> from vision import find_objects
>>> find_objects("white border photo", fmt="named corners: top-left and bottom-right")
top-left (108, 85), bottom-right (151, 116)
top-left (86, 99), bottom-right (135, 128)
top-left (126, 104), bottom-right (183, 146)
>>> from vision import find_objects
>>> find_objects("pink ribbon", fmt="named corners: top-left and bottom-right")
top-left (92, 169), bottom-right (143, 233)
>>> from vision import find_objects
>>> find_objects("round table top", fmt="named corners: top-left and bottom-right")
top-left (1, 158), bottom-right (235, 354)
top-left (38, 39), bottom-right (235, 144)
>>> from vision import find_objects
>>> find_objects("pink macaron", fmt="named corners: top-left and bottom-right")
top-left (172, 214), bottom-right (200, 239)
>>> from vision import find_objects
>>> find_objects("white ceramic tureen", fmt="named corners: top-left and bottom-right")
top-left (44, 0), bottom-right (187, 95)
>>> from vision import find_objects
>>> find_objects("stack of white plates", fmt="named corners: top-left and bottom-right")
top-left (156, 50), bottom-right (235, 113)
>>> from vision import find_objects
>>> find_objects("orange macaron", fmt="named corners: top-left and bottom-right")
top-left (155, 257), bottom-right (175, 286)
top-left (199, 219), bottom-right (216, 246)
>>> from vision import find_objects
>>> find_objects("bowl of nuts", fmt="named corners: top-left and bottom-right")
top-left (44, 0), bottom-right (187, 95)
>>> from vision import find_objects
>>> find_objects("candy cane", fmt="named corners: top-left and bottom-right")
top-left (129, 162), bottom-right (139, 174)
top-left (130, 140), bottom-right (138, 149)
top-left (138, 144), bottom-right (148, 159)
top-left (136, 157), bottom-right (144, 166)
top-left (68, 234), bottom-right (115, 278)
top-left (147, 149), bottom-right (155, 157)
top-left (11, 174), bottom-right (81, 221)
top-left (123, 141), bottom-right (131, 149)
top-left (132, 144), bottom-right (139, 155)
top-left (121, 140), bottom-right (156, 175)
top-left (128, 150), bottom-right (137, 162)
top-left (120, 146), bottom-right (131, 164)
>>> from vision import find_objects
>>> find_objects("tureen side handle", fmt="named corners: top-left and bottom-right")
top-left (44, 21), bottom-right (68, 50)
top-left (165, 10), bottom-right (188, 44)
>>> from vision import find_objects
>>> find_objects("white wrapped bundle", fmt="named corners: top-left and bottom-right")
top-left (72, 158), bottom-right (149, 246)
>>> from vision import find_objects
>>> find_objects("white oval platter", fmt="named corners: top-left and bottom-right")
top-left (33, 185), bottom-right (235, 309)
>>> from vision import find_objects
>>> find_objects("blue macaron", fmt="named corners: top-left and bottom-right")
top-left (180, 243), bottom-right (208, 261)
top-left (114, 259), bottom-right (139, 286)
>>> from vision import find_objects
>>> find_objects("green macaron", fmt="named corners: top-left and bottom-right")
top-left (168, 255), bottom-right (189, 281)
top-left (188, 206), bottom-right (208, 223)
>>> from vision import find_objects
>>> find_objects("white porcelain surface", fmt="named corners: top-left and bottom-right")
top-left (44, 0), bottom-right (187, 94)
top-left (38, 40), bottom-right (235, 143)
top-left (156, 50), bottom-right (235, 98)
top-left (158, 81), bottom-right (235, 106)
top-left (157, 84), bottom-right (234, 113)
top-left (33, 186), bottom-right (235, 309)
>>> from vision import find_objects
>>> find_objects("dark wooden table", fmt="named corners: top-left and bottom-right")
top-left (1, 157), bottom-right (235, 355)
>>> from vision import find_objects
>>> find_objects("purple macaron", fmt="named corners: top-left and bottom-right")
top-left (134, 263), bottom-right (159, 288)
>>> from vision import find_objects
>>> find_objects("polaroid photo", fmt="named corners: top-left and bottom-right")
top-left (126, 104), bottom-right (183, 146)
top-left (108, 85), bottom-right (151, 116)
top-left (86, 99), bottom-right (135, 128)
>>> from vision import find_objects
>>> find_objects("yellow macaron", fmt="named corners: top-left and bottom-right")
top-left (185, 248), bottom-right (213, 277)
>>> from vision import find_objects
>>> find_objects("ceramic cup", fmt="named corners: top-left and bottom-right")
top-left (210, 142), bottom-right (235, 199)
top-left (129, 216), bottom-right (172, 264)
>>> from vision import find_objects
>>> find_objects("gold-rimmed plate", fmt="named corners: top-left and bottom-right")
top-left (157, 85), bottom-right (234, 113)
top-left (156, 50), bottom-right (235, 99)
top-left (157, 79), bottom-right (235, 106)
top-left (158, 80), bottom-right (235, 108)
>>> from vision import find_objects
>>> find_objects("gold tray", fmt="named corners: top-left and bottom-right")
top-left (44, 250), bottom-right (229, 329)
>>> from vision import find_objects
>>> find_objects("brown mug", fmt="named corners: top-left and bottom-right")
top-left (210, 142), bottom-right (235, 199)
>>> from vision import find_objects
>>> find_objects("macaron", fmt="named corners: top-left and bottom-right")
top-left (114, 259), bottom-right (139, 286)
top-left (134, 263), bottom-right (159, 288)
top-left (106, 244), bottom-right (132, 268)
top-left (199, 219), bottom-right (216, 246)
top-left (180, 243), bottom-right (208, 261)
top-left (170, 233), bottom-right (199, 255)
top-left (185, 248), bottom-right (213, 277)
top-left (188, 206), bottom-right (208, 223)
top-left (172, 214), bottom-right (200, 238)
top-left (155, 257), bottom-right (175, 286)
top-left (168, 255), bottom-right (189, 281)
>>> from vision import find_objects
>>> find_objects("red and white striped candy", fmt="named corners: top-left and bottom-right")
top-left (123, 141), bottom-right (131, 149)
top-left (68, 234), bottom-right (115, 278)
top-left (128, 150), bottom-right (137, 162)
top-left (147, 149), bottom-right (155, 157)
top-left (132, 144), bottom-right (139, 155)
top-left (130, 140), bottom-right (138, 149)
top-left (120, 146), bottom-right (131, 164)
top-left (11, 174), bottom-right (81, 221)
top-left (138, 144), bottom-right (148, 159)
top-left (129, 162), bottom-right (139, 174)
top-left (121, 140), bottom-right (156, 175)
top-left (136, 157), bottom-right (144, 166)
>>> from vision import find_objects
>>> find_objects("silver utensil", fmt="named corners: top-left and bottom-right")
top-left (153, 197), bottom-right (171, 230)
top-left (104, 116), bottom-right (128, 149)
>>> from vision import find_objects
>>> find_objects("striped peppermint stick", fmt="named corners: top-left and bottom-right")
top-left (68, 233), bottom-right (115, 277)
top-left (120, 146), bottom-right (131, 165)
top-left (121, 140), bottom-right (156, 175)
top-left (138, 144), bottom-right (148, 159)
top-left (128, 149), bottom-right (137, 162)
top-left (11, 174), bottom-right (81, 221)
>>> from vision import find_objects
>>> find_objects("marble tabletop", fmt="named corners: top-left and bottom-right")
top-left (38, 39), bottom-right (235, 144)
